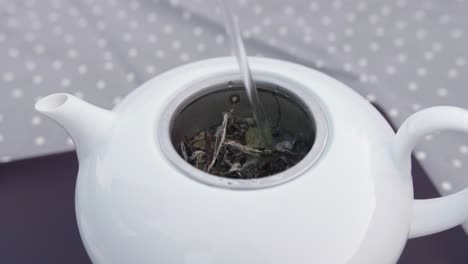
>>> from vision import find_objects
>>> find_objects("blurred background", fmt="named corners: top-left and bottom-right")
top-left (0, 0), bottom-right (468, 263)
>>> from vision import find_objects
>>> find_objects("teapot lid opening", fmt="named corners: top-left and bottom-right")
top-left (159, 74), bottom-right (328, 190)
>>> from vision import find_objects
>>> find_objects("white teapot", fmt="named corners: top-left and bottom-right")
top-left (35, 57), bottom-right (468, 264)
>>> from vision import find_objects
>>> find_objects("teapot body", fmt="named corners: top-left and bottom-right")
top-left (74, 57), bottom-right (414, 264)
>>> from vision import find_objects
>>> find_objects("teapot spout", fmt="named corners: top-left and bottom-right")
top-left (35, 93), bottom-right (115, 157)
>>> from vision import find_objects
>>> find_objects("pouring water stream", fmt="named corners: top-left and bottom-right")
top-left (218, 1), bottom-right (271, 146)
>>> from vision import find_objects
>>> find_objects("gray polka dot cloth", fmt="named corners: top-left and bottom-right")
top-left (1, 0), bottom-right (468, 227)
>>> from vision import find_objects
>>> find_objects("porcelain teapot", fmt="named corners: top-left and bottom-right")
top-left (35, 57), bottom-right (468, 264)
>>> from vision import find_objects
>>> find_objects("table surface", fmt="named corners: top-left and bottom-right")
top-left (0, 150), bottom-right (467, 263)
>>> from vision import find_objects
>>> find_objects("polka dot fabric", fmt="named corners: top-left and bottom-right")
top-left (1, 0), bottom-right (468, 218)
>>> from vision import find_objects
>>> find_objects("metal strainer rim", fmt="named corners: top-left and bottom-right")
top-left (159, 72), bottom-right (328, 190)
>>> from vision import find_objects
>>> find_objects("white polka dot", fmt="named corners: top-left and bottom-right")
top-left (103, 51), bottom-right (112, 60)
top-left (456, 57), bottom-right (466, 67)
top-left (104, 62), bottom-right (114, 71)
top-left (295, 17), bottom-right (305, 27)
top-left (155, 49), bottom-right (165, 58)
top-left (358, 58), bottom-right (368, 67)
top-left (389, 108), bottom-right (399, 117)
top-left (147, 34), bottom-right (157, 43)
top-left (424, 51), bottom-right (434, 61)
top-left (439, 14), bottom-right (450, 24)
top-left (386, 66), bottom-right (396, 75)
top-left (129, 20), bottom-right (139, 30)
top-left (327, 32), bottom-right (337, 42)
top-left (394, 37), bottom-right (405, 47)
top-left (315, 59), bottom-right (325, 68)
top-left (0, 156), bottom-right (12, 163)
top-left (35, 136), bottom-right (45, 146)
top-left (395, 20), bottom-right (406, 30)
top-left (343, 63), bottom-right (353, 72)
top-left (123, 32), bottom-right (132, 42)
top-left (3, 72), bottom-right (15, 82)
top-left (24, 60), bottom-right (36, 71)
top-left (24, 31), bottom-right (35, 42)
top-left (163, 24), bottom-right (174, 34)
top-left (34, 44), bottom-right (46, 54)
top-left (368, 14), bottom-right (379, 24)
top-left (321, 16), bottom-right (332, 26)
top-left (0, 133), bottom-right (3, 143)
top-left (417, 67), bottom-right (427, 77)
top-left (33, 75), bottom-right (43, 84)
top-left (96, 21), bottom-right (106, 31)
top-left (369, 42), bottom-right (380, 52)
top-left (309, 2), bottom-right (320, 12)
top-left (97, 38), bottom-right (107, 48)
top-left (113, 96), bottom-right (122, 105)
top-left (11, 88), bottom-right (23, 99)
top-left (415, 10), bottom-right (426, 21)
top-left (327, 46), bottom-right (336, 54)
top-left (196, 43), bottom-right (205, 53)
top-left (8, 48), bottom-right (19, 58)
top-left (356, 1), bottom-right (367, 12)
top-left (215, 34), bottom-right (225, 44)
top-left (416, 151), bottom-right (427, 160)
top-left (66, 136), bottom-right (74, 146)
top-left (278, 26), bottom-right (288, 36)
top-left (397, 53), bottom-right (407, 63)
top-left (332, 0), bottom-right (342, 9)
top-left (128, 48), bottom-right (138, 57)
top-left (61, 78), bottom-right (71, 87)
top-left (283, 5), bottom-right (294, 16)
top-left (337, 43), bottom-right (349, 53)
top-left (78, 18), bottom-right (88, 28)
top-left (448, 68), bottom-right (459, 78)
top-left (368, 75), bottom-right (378, 83)
top-left (193, 27), bottom-right (203, 36)
top-left (171, 40), bottom-right (181, 50)
top-left (126, 72), bottom-right (135, 82)
top-left (441, 181), bottom-right (453, 191)
top-left (416, 29), bottom-right (427, 39)
top-left (425, 134), bottom-right (434, 141)
top-left (459, 145), bottom-right (468, 154)
top-left (366, 93), bottom-right (376, 102)
top-left (376, 27), bottom-right (385, 37)
top-left (179, 53), bottom-right (190, 61)
top-left (78, 65), bottom-right (88, 74)
top-left (52, 25), bottom-right (63, 35)
top-left (396, 0), bottom-right (407, 8)
top-left (408, 82), bottom-right (419, 91)
top-left (146, 65), bottom-right (156, 74)
top-left (452, 159), bottom-right (463, 168)
top-left (0, 33), bottom-right (6, 43)
top-left (262, 17), bottom-right (272, 26)
top-left (451, 28), bottom-right (463, 39)
top-left (182, 10), bottom-right (192, 21)
top-left (169, 0), bottom-right (180, 7)
top-left (412, 104), bottom-right (421, 111)
top-left (74, 91), bottom-right (84, 99)
top-left (146, 12), bottom-right (157, 22)
top-left (67, 49), bottom-right (78, 59)
top-left (437, 88), bottom-right (448, 97)
top-left (345, 28), bottom-right (354, 37)
top-left (359, 74), bottom-right (368, 83)
top-left (432, 42), bottom-right (443, 52)
top-left (96, 80), bottom-right (106, 90)
top-left (32, 116), bottom-right (42, 125)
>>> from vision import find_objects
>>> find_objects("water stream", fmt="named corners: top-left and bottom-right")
top-left (218, 1), bottom-right (271, 146)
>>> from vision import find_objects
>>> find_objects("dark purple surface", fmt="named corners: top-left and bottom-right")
top-left (1, 151), bottom-right (468, 263)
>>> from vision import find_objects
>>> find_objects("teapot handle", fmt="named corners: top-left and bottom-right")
top-left (392, 106), bottom-right (468, 238)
